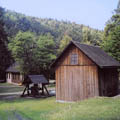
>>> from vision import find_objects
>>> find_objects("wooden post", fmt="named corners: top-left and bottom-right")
top-left (21, 84), bottom-right (29, 96)
top-left (21, 86), bottom-right (27, 97)
top-left (43, 85), bottom-right (49, 96)
top-left (27, 84), bottom-right (30, 96)
top-left (41, 84), bottom-right (44, 95)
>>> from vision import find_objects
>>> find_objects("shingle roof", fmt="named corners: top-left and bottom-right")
top-left (6, 62), bottom-right (20, 73)
top-left (28, 75), bottom-right (48, 84)
top-left (51, 41), bottom-right (120, 68)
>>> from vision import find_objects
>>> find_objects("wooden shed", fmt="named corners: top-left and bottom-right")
top-left (51, 41), bottom-right (120, 102)
top-left (22, 75), bottom-right (49, 97)
top-left (6, 63), bottom-right (23, 84)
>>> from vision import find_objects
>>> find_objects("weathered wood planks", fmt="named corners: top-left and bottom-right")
top-left (55, 44), bottom-right (118, 102)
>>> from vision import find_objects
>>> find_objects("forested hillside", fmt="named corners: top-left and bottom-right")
top-left (4, 10), bottom-right (103, 46)
top-left (1, 0), bottom-right (120, 80)
top-left (0, 8), bottom-right (104, 79)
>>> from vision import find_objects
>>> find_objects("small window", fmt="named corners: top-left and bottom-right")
top-left (70, 53), bottom-right (78, 65)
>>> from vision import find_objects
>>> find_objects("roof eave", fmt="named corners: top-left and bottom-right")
top-left (6, 70), bottom-right (20, 73)
top-left (50, 41), bottom-right (74, 68)
top-left (50, 40), bottom-right (120, 70)
top-left (99, 66), bottom-right (120, 69)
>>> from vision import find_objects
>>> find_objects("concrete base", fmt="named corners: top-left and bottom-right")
top-left (56, 100), bottom-right (75, 103)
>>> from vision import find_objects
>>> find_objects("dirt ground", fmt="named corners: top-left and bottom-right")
top-left (0, 83), bottom-right (55, 100)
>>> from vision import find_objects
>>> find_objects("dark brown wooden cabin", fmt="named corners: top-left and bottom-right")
top-left (51, 41), bottom-right (120, 102)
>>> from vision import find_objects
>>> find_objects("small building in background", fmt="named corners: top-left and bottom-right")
top-left (51, 41), bottom-right (120, 102)
top-left (6, 63), bottom-right (23, 85)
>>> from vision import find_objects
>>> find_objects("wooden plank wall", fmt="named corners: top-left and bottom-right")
top-left (12, 73), bottom-right (21, 84)
top-left (98, 68), bottom-right (119, 97)
top-left (56, 45), bottom-right (95, 67)
top-left (55, 44), bottom-right (99, 102)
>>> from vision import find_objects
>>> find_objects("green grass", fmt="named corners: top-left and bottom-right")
top-left (0, 86), bottom-right (24, 93)
top-left (0, 83), bottom-right (120, 120)
top-left (0, 83), bottom-right (24, 93)
top-left (0, 83), bottom-right (18, 87)
top-left (0, 97), bottom-right (120, 120)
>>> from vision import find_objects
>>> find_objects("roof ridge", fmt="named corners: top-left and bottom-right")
top-left (71, 40), bottom-right (100, 48)
top-left (51, 40), bottom-right (120, 68)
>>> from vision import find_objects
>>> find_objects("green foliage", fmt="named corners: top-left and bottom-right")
top-left (82, 27), bottom-right (91, 44)
top-left (82, 26), bottom-right (103, 45)
top-left (0, 7), bottom-right (103, 79)
top-left (102, 4), bottom-right (120, 62)
top-left (0, 7), bottom-right (12, 79)
top-left (105, 15), bottom-right (120, 36)
top-left (35, 33), bottom-right (56, 70)
top-left (102, 25), bottom-right (120, 61)
top-left (102, 1), bottom-right (120, 62)
top-left (8, 31), bottom-right (56, 76)
top-left (115, 0), bottom-right (120, 14)
top-left (8, 31), bottom-right (37, 75)
top-left (4, 10), bottom-right (102, 46)
top-left (59, 34), bottom-right (72, 52)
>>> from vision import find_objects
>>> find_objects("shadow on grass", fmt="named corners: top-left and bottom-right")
top-left (0, 93), bottom-right (54, 104)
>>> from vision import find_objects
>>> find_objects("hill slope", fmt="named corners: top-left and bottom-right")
top-left (4, 10), bottom-right (103, 45)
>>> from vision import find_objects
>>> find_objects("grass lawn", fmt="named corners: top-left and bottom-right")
top-left (0, 83), bottom-right (120, 120)
top-left (0, 97), bottom-right (120, 120)
top-left (0, 83), bottom-right (18, 87)
top-left (0, 83), bottom-right (24, 93)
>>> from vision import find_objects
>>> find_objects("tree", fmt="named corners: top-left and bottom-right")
top-left (102, 2), bottom-right (120, 62)
top-left (115, 0), bottom-right (120, 14)
top-left (59, 34), bottom-right (72, 52)
top-left (0, 7), bottom-right (12, 80)
top-left (8, 32), bottom-right (56, 79)
top-left (102, 26), bottom-right (120, 61)
top-left (82, 27), bottom-right (91, 44)
top-left (3, 10), bottom-right (102, 46)
top-left (35, 33), bottom-right (56, 78)
top-left (8, 31), bottom-right (37, 75)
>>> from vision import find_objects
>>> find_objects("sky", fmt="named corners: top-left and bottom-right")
top-left (0, 0), bottom-right (119, 30)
